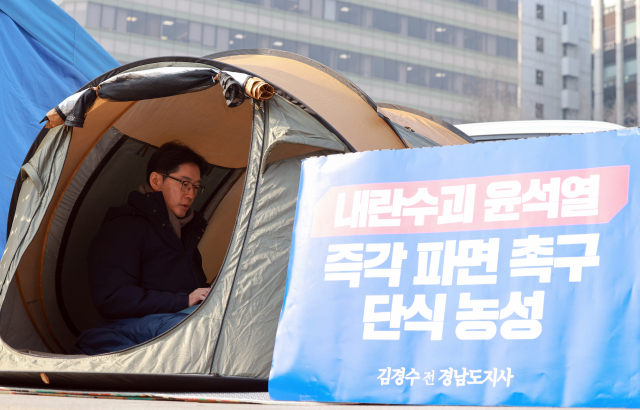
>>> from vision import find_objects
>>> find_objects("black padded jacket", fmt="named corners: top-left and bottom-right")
top-left (88, 190), bottom-right (208, 320)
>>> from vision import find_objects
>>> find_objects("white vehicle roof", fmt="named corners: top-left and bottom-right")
top-left (456, 120), bottom-right (625, 142)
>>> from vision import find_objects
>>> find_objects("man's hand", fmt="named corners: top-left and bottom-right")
top-left (188, 288), bottom-right (210, 307)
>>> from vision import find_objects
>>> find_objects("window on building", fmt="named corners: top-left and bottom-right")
top-left (86, 3), bottom-right (101, 28)
top-left (536, 70), bottom-right (544, 85)
top-left (100, 5), bottom-right (116, 30)
top-left (272, 0), bottom-right (299, 12)
top-left (408, 17), bottom-right (427, 39)
top-left (497, 37), bottom-right (518, 59)
top-left (536, 37), bottom-right (544, 52)
top-left (337, 52), bottom-right (362, 74)
top-left (563, 77), bottom-right (578, 91)
top-left (563, 11), bottom-right (567, 25)
top-left (604, 27), bottom-right (614, 43)
top-left (464, 29), bottom-right (485, 51)
top-left (563, 44), bottom-right (577, 58)
top-left (625, 21), bottom-right (636, 39)
top-left (372, 57), bottom-right (400, 81)
top-left (536, 4), bottom-right (544, 20)
top-left (337, 2), bottom-right (364, 26)
top-left (202, 24), bottom-right (216, 47)
top-left (433, 23), bottom-right (454, 45)
top-left (372, 9), bottom-right (400, 34)
top-left (497, 0), bottom-right (518, 14)
top-left (536, 103), bottom-right (544, 119)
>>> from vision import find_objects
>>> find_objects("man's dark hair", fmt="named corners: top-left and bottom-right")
top-left (146, 141), bottom-right (208, 183)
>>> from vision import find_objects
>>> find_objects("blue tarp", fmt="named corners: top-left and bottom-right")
top-left (0, 0), bottom-right (118, 248)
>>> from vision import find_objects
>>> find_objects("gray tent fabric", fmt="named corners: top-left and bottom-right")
top-left (0, 281), bottom-right (49, 353)
top-left (0, 126), bottom-right (71, 308)
top-left (262, 95), bottom-right (348, 173)
top-left (212, 149), bottom-right (336, 378)
top-left (40, 128), bottom-right (124, 349)
top-left (206, 101), bottom-right (267, 375)
top-left (211, 96), bottom-right (346, 378)
top-left (390, 121), bottom-right (439, 148)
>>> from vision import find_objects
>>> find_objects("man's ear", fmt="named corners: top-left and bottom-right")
top-left (149, 172), bottom-right (163, 192)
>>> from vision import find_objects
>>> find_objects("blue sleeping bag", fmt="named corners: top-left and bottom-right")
top-left (72, 306), bottom-right (198, 355)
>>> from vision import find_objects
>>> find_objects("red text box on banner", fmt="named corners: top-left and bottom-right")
top-left (312, 166), bottom-right (629, 237)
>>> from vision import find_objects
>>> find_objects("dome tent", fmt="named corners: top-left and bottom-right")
top-left (0, 50), bottom-right (472, 391)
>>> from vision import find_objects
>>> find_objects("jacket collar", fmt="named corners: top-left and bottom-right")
top-left (126, 191), bottom-right (204, 230)
top-left (136, 185), bottom-right (194, 238)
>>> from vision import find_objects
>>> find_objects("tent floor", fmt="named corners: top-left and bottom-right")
top-left (0, 386), bottom-right (321, 406)
top-left (0, 372), bottom-right (267, 393)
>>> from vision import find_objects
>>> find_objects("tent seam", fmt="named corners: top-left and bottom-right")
top-left (210, 101), bottom-right (268, 376)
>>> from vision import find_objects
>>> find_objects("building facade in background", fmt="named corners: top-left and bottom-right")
top-left (521, 0), bottom-right (592, 122)
top-left (57, 0), bottom-right (590, 124)
top-left (592, 0), bottom-right (640, 127)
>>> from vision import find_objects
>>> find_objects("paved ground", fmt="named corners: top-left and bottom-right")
top-left (2, 393), bottom-right (275, 409)
top-left (0, 393), bottom-right (565, 410)
top-left (0, 394), bottom-right (615, 410)
top-left (0, 394), bottom-right (431, 409)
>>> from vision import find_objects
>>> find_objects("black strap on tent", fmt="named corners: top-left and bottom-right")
top-left (98, 69), bottom-right (218, 102)
top-left (217, 72), bottom-right (246, 107)
top-left (65, 69), bottom-right (221, 128)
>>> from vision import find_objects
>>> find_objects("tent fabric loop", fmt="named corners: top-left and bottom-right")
top-left (65, 89), bottom-right (98, 128)
top-left (90, 84), bottom-right (101, 98)
top-left (42, 107), bottom-right (65, 129)
top-left (218, 71), bottom-right (247, 108)
top-left (19, 163), bottom-right (43, 194)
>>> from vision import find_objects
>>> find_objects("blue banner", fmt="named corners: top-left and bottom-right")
top-left (269, 130), bottom-right (640, 407)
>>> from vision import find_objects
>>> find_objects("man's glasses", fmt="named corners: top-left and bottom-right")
top-left (162, 174), bottom-right (205, 196)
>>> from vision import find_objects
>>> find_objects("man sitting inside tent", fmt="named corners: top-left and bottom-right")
top-left (73, 142), bottom-right (211, 355)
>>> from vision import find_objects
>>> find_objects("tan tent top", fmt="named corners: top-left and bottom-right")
top-left (377, 103), bottom-right (473, 146)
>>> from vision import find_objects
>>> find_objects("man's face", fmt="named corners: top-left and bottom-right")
top-left (150, 163), bottom-right (201, 218)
